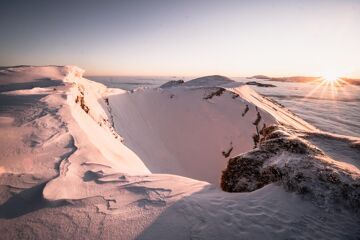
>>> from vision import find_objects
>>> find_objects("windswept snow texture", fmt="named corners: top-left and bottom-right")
top-left (0, 66), bottom-right (359, 239)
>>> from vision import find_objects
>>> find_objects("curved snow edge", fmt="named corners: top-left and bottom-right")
top-left (42, 66), bottom-right (150, 201)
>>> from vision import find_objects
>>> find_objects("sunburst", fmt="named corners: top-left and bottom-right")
top-left (321, 72), bottom-right (340, 83)
top-left (297, 72), bottom-right (350, 109)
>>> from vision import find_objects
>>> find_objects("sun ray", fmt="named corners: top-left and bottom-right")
top-left (296, 71), bottom-right (347, 113)
top-left (302, 79), bottom-right (326, 99)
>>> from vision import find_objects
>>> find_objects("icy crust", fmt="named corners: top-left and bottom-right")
top-left (221, 125), bottom-right (360, 210)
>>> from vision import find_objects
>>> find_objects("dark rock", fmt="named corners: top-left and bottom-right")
top-left (203, 88), bottom-right (226, 100)
top-left (221, 125), bottom-right (360, 210)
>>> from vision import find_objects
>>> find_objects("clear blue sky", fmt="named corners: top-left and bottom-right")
top-left (1, 0), bottom-right (359, 77)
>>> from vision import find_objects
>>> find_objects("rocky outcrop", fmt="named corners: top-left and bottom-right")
top-left (203, 87), bottom-right (226, 100)
top-left (221, 125), bottom-right (360, 210)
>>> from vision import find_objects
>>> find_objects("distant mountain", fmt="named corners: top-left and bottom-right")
top-left (183, 75), bottom-right (234, 87)
top-left (247, 75), bottom-right (271, 79)
top-left (268, 76), bottom-right (319, 83)
top-left (341, 78), bottom-right (360, 86)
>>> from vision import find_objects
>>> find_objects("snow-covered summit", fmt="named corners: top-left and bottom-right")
top-left (182, 75), bottom-right (236, 87)
top-left (159, 79), bottom-right (184, 88)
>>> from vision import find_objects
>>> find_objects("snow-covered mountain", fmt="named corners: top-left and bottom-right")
top-left (0, 66), bottom-right (359, 239)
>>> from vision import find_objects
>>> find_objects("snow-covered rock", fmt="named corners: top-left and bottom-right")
top-left (221, 125), bottom-right (360, 209)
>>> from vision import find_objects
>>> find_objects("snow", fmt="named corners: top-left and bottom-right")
top-left (159, 80), bottom-right (184, 88)
top-left (0, 66), bottom-right (359, 239)
top-left (182, 75), bottom-right (234, 87)
top-left (108, 85), bottom-right (277, 184)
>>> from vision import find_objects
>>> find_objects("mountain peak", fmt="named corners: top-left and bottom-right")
top-left (183, 75), bottom-right (234, 87)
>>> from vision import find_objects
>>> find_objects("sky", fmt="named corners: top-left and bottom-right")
top-left (0, 0), bottom-right (360, 77)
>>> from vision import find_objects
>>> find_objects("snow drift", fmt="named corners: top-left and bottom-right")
top-left (0, 66), bottom-right (359, 239)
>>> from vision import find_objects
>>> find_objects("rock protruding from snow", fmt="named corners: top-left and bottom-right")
top-left (221, 125), bottom-right (360, 210)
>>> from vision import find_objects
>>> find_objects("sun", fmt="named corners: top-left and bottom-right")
top-left (321, 72), bottom-right (340, 83)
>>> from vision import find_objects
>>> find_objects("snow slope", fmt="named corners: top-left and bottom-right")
top-left (0, 66), bottom-right (359, 239)
top-left (109, 83), bottom-right (276, 184)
